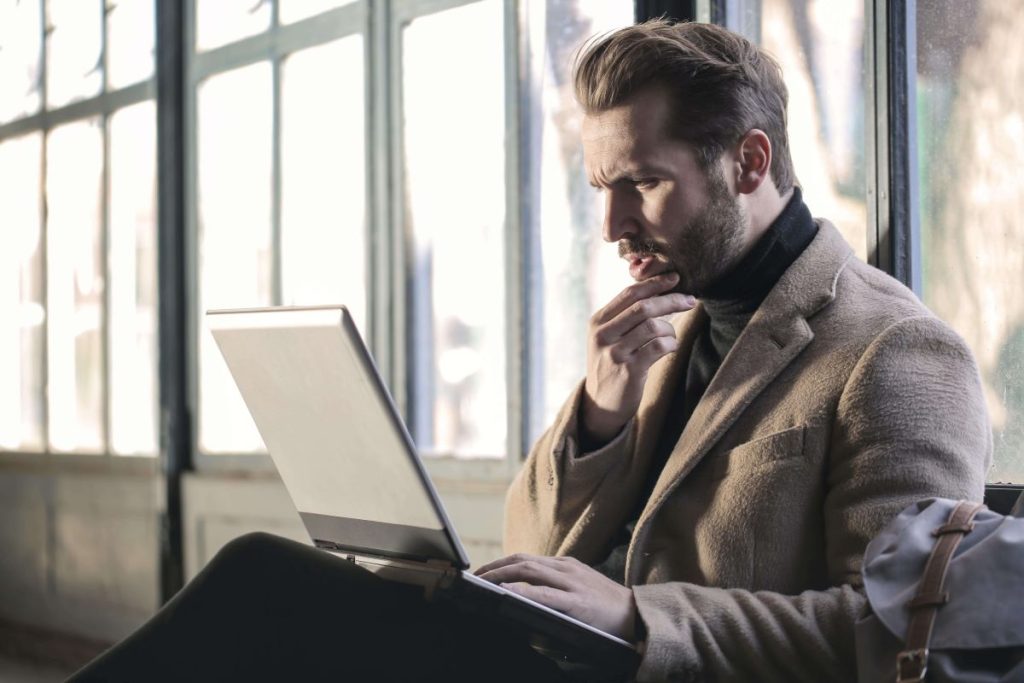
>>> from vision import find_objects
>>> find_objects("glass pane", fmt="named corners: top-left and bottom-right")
top-left (0, 0), bottom-right (42, 123)
top-left (402, 0), bottom-right (506, 456)
top-left (108, 102), bottom-right (157, 455)
top-left (738, 0), bottom-right (868, 259)
top-left (195, 0), bottom-right (271, 52)
top-left (46, 120), bottom-right (105, 453)
top-left (107, 0), bottom-right (155, 89)
top-left (280, 36), bottom-right (367, 331)
top-left (0, 133), bottom-right (44, 451)
top-left (530, 0), bottom-right (635, 439)
top-left (918, 2), bottom-right (1024, 483)
top-left (46, 0), bottom-right (102, 108)
top-left (197, 63), bottom-right (272, 453)
top-left (279, 0), bottom-right (356, 25)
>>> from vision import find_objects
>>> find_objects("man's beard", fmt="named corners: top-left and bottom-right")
top-left (619, 168), bottom-right (747, 296)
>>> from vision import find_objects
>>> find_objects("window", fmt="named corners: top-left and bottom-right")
top-left (191, 0), bottom-right (635, 463)
top-left (525, 0), bottom-right (636, 440)
top-left (917, 1), bottom-right (1024, 482)
top-left (0, 0), bottom-right (158, 456)
top-left (189, 2), bottom-right (368, 455)
top-left (400, 0), bottom-right (508, 457)
top-left (730, 0), bottom-right (869, 260)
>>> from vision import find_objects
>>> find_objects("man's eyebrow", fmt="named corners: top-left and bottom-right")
top-left (590, 168), bottom-right (664, 188)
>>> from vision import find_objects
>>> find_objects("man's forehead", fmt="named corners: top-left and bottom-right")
top-left (581, 89), bottom-right (694, 180)
top-left (580, 87), bottom-right (674, 147)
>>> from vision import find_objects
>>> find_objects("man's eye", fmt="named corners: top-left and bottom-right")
top-left (634, 178), bottom-right (658, 190)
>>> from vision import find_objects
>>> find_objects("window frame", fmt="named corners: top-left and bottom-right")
top-left (183, 0), bottom-right (373, 474)
top-left (0, 0), bottom-right (160, 471)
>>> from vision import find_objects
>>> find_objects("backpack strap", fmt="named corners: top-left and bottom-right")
top-left (896, 500), bottom-right (985, 683)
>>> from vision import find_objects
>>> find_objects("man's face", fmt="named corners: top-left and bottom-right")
top-left (581, 87), bottom-right (750, 297)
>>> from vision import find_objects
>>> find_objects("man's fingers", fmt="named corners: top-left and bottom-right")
top-left (606, 316), bottom-right (677, 362)
top-left (474, 553), bottom-right (572, 577)
top-left (596, 292), bottom-right (695, 345)
top-left (593, 271), bottom-right (681, 325)
top-left (499, 582), bottom-right (574, 614)
top-left (477, 558), bottom-right (576, 591)
top-left (632, 334), bottom-right (679, 368)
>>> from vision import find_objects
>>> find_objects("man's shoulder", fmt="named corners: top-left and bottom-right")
top-left (796, 220), bottom-right (967, 354)
top-left (835, 255), bottom-right (925, 319)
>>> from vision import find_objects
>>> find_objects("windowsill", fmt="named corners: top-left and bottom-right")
top-left (0, 450), bottom-right (160, 476)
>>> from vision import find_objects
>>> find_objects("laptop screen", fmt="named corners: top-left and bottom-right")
top-left (207, 306), bottom-right (467, 567)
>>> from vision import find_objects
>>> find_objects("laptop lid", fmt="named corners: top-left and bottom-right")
top-left (206, 305), bottom-right (470, 569)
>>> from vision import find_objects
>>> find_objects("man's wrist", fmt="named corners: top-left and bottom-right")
top-left (577, 398), bottom-right (622, 452)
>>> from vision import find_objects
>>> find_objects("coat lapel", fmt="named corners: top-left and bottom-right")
top-left (625, 220), bottom-right (854, 584)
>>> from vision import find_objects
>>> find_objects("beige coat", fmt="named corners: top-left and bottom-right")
top-left (505, 221), bottom-right (992, 682)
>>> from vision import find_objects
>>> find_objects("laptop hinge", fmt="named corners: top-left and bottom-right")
top-left (316, 542), bottom-right (459, 598)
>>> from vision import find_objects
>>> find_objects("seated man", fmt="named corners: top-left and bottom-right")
top-left (477, 18), bottom-right (991, 681)
top-left (69, 19), bottom-right (990, 683)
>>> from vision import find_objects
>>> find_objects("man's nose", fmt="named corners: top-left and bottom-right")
top-left (601, 191), bottom-right (637, 243)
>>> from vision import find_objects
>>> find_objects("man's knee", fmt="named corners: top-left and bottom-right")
top-left (208, 531), bottom-right (300, 575)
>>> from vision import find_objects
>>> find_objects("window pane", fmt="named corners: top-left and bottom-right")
top-left (0, 133), bottom-right (44, 451)
top-left (739, 0), bottom-right (868, 259)
top-left (402, 0), bottom-right (506, 456)
top-left (195, 0), bottom-right (271, 52)
top-left (530, 0), bottom-right (635, 439)
top-left (46, 0), bottom-right (102, 108)
top-left (918, 2), bottom-right (1024, 483)
top-left (279, 0), bottom-right (356, 25)
top-left (46, 120), bottom-right (105, 453)
top-left (107, 0), bottom-right (155, 89)
top-left (0, 0), bottom-right (42, 123)
top-left (280, 36), bottom-right (367, 331)
top-left (197, 63), bottom-right (272, 453)
top-left (108, 102), bottom-right (157, 455)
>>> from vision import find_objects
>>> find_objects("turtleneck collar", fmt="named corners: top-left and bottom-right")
top-left (701, 186), bottom-right (817, 313)
top-left (695, 187), bottom-right (817, 362)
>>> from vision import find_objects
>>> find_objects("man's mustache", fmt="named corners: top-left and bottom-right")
top-left (618, 238), bottom-right (664, 258)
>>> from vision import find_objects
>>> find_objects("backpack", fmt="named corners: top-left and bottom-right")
top-left (855, 496), bottom-right (1024, 682)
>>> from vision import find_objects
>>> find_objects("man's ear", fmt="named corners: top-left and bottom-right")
top-left (734, 129), bottom-right (772, 195)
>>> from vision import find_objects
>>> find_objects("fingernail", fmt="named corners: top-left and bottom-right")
top-left (685, 295), bottom-right (696, 306)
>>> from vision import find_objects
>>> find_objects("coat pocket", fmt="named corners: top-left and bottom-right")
top-left (705, 424), bottom-right (807, 480)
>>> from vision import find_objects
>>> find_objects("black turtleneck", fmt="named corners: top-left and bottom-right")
top-left (591, 187), bottom-right (818, 584)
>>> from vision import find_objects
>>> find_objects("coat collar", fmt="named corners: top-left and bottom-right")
top-left (624, 220), bottom-right (854, 584)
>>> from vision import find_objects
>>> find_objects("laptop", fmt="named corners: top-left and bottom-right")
top-left (206, 305), bottom-right (638, 673)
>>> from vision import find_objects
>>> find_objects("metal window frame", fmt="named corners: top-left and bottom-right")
top-left (184, 1), bottom-right (371, 474)
top-left (868, 0), bottom-right (921, 293)
top-left (0, 0), bottom-right (160, 469)
top-left (185, 0), bottom-right (525, 481)
top-left (387, 0), bottom-right (525, 481)
top-left (635, 0), bottom-right (697, 23)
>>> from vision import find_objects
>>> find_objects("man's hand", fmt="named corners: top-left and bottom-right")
top-left (580, 271), bottom-right (695, 446)
top-left (474, 553), bottom-right (639, 642)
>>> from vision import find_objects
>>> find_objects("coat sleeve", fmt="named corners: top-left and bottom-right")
top-left (503, 380), bottom-right (638, 558)
top-left (631, 316), bottom-right (992, 682)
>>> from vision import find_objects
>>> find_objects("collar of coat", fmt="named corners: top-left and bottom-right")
top-left (624, 219), bottom-right (854, 583)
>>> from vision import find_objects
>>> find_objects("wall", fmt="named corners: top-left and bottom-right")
top-left (0, 462), bottom-right (508, 644)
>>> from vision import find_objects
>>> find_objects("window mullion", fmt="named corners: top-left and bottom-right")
top-left (156, 0), bottom-right (190, 600)
top-left (367, 0), bottom-right (390, 370)
top-left (39, 0), bottom-right (52, 452)
top-left (883, 0), bottom-right (920, 292)
top-left (101, 0), bottom-right (112, 456)
top-left (504, 0), bottom-right (524, 467)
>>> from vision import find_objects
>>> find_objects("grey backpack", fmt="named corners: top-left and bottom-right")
top-left (855, 497), bottom-right (1024, 682)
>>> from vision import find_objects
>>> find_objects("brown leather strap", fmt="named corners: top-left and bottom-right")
top-left (896, 500), bottom-right (985, 682)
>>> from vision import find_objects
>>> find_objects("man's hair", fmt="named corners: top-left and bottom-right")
top-left (573, 19), bottom-right (795, 193)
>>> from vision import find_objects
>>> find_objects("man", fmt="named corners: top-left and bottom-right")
top-left (475, 19), bottom-right (990, 682)
top-left (70, 19), bottom-right (989, 683)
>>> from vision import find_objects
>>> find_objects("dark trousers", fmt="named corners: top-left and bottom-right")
top-left (69, 533), bottom-right (570, 682)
